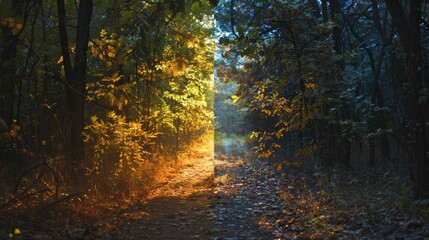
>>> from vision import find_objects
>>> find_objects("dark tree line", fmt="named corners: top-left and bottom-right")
top-left (216, 0), bottom-right (429, 198)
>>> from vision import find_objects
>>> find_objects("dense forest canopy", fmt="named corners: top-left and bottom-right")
top-left (0, 0), bottom-right (215, 198)
top-left (0, 0), bottom-right (429, 219)
top-left (215, 0), bottom-right (429, 199)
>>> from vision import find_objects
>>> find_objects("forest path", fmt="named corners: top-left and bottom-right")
top-left (94, 154), bottom-right (215, 239)
top-left (214, 139), bottom-right (429, 240)
top-left (213, 138), bottom-right (287, 239)
top-left (93, 138), bottom-right (286, 240)
top-left (16, 137), bottom-right (428, 239)
top-left (87, 137), bottom-right (429, 240)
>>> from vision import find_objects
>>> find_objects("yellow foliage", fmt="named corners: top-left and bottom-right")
top-left (250, 131), bottom-right (259, 139)
top-left (90, 29), bottom-right (131, 70)
top-left (305, 82), bottom-right (316, 89)
top-left (231, 94), bottom-right (240, 103)
top-left (84, 112), bottom-right (159, 194)
top-left (0, 17), bottom-right (23, 35)
top-left (57, 56), bottom-right (63, 65)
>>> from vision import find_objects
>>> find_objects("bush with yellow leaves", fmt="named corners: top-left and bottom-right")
top-left (84, 112), bottom-right (158, 195)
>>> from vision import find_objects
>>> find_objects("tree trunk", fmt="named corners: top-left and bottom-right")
top-left (386, 0), bottom-right (429, 198)
top-left (0, 0), bottom-right (25, 127)
top-left (57, 0), bottom-right (93, 184)
top-left (408, 0), bottom-right (429, 199)
top-left (308, 0), bottom-right (321, 18)
top-left (71, 0), bottom-right (92, 169)
top-left (330, 0), bottom-right (351, 167)
top-left (321, 0), bottom-right (328, 22)
top-left (0, 26), bottom-right (17, 127)
top-left (369, 0), bottom-right (390, 165)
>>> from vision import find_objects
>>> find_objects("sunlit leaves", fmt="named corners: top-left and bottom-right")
top-left (0, 17), bottom-right (23, 35)
top-left (84, 112), bottom-right (158, 192)
top-left (217, 0), bottom-right (351, 158)
top-left (83, 1), bottom-right (214, 191)
top-left (249, 131), bottom-right (259, 139)
top-left (89, 29), bottom-right (132, 70)
top-left (142, 3), bottom-right (214, 136)
top-left (86, 73), bottom-right (133, 111)
top-left (231, 94), bottom-right (240, 103)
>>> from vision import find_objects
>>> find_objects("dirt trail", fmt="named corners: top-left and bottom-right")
top-left (93, 138), bottom-right (283, 240)
top-left (214, 140), bottom-right (284, 240)
top-left (93, 155), bottom-right (215, 239)
top-left (7, 138), bottom-right (429, 239)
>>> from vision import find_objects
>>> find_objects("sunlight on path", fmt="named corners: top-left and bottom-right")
top-left (93, 137), bottom-right (215, 239)
top-left (129, 155), bottom-right (214, 240)
top-left (148, 155), bottom-right (214, 199)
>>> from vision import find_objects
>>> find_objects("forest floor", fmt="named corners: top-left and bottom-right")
top-left (90, 153), bottom-right (215, 239)
top-left (0, 136), bottom-right (215, 240)
top-left (2, 137), bottom-right (429, 239)
top-left (214, 139), bottom-right (429, 239)
top-left (95, 138), bottom-right (429, 239)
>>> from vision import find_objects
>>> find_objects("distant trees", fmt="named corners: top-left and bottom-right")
top-left (216, 0), bottom-right (429, 198)
top-left (214, 61), bottom-right (249, 136)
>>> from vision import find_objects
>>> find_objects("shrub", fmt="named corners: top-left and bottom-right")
top-left (84, 112), bottom-right (158, 195)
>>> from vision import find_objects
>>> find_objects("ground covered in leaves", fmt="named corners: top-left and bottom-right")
top-left (214, 138), bottom-right (429, 239)
top-left (1, 138), bottom-right (429, 239)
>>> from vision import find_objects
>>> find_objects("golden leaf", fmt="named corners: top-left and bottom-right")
top-left (276, 163), bottom-right (282, 171)
top-left (57, 56), bottom-right (63, 65)
top-left (231, 94), bottom-right (240, 103)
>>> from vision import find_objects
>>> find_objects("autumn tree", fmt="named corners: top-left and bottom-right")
top-left (216, 0), bottom-right (429, 200)
top-left (0, 0), bottom-right (215, 198)
top-left (83, 0), bottom-right (214, 192)
top-left (216, 0), bottom-right (354, 163)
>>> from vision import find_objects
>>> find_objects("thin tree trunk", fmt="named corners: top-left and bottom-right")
top-left (330, 0), bottom-right (351, 167)
top-left (321, 0), bottom-right (328, 22)
top-left (57, 0), bottom-right (93, 185)
top-left (408, 0), bottom-right (429, 199)
top-left (0, 0), bottom-right (25, 127)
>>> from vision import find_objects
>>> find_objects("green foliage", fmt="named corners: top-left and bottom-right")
top-left (214, 64), bottom-right (250, 136)
top-left (81, 0), bottom-right (215, 194)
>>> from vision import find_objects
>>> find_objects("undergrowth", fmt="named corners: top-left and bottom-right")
top-left (0, 128), bottom-right (213, 238)
top-left (276, 160), bottom-right (429, 238)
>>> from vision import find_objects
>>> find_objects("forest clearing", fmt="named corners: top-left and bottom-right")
top-left (1, 0), bottom-right (429, 239)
